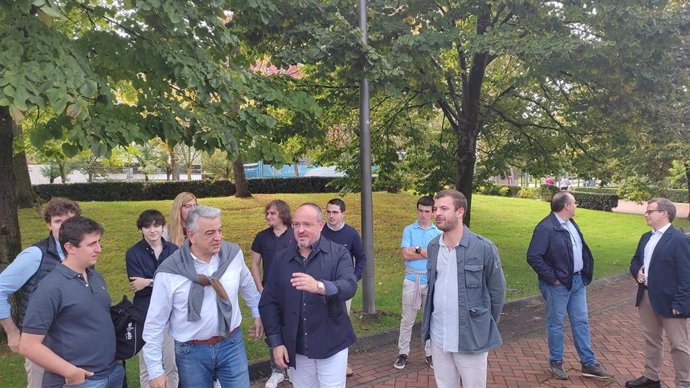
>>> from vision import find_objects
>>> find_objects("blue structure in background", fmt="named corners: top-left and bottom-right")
top-left (243, 162), bottom-right (308, 179)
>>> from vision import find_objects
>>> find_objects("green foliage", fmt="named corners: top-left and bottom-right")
top-left (517, 187), bottom-right (540, 199)
top-left (571, 191), bottom-right (619, 212)
top-left (616, 176), bottom-right (659, 203)
top-left (539, 184), bottom-right (560, 201)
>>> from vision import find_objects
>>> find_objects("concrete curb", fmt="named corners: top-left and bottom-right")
top-left (248, 271), bottom-right (632, 381)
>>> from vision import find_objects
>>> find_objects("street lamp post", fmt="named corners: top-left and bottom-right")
top-left (358, 0), bottom-right (376, 316)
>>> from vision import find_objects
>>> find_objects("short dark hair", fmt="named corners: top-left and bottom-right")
top-left (417, 196), bottom-right (434, 208)
top-left (551, 191), bottom-right (573, 212)
top-left (136, 209), bottom-right (166, 229)
top-left (648, 198), bottom-right (676, 222)
top-left (327, 198), bottom-right (346, 212)
top-left (434, 189), bottom-right (467, 213)
top-left (266, 200), bottom-right (292, 226)
top-left (43, 197), bottom-right (81, 223)
top-left (59, 216), bottom-right (104, 250)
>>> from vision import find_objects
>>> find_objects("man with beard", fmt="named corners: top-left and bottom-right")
top-left (421, 189), bottom-right (505, 388)
top-left (260, 203), bottom-right (357, 388)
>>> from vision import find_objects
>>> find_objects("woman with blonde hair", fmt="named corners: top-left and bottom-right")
top-left (163, 192), bottom-right (197, 246)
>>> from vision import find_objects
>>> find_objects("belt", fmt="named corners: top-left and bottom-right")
top-left (186, 327), bottom-right (239, 345)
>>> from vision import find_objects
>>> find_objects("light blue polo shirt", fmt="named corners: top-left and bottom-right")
top-left (401, 221), bottom-right (441, 285)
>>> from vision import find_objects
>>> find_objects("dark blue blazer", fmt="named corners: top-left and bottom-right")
top-left (629, 225), bottom-right (690, 318)
top-left (259, 237), bottom-right (357, 367)
top-left (527, 213), bottom-right (594, 290)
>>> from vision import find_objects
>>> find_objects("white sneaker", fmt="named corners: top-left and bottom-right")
top-left (213, 380), bottom-right (222, 388)
top-left (265, 371), bottom-right (285, 388)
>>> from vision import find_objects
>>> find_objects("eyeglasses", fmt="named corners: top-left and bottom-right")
top-left (292, 222), bottom-right (317, 229)
top-left (644, 209), bottom-right (665, 215)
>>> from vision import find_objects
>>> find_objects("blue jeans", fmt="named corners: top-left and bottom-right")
top-left (175, 329), bottom-right (249, 388)
top-left (538, 274), bottom-right (596, 365)
top-left (62, 363), bottom-right (125, 388)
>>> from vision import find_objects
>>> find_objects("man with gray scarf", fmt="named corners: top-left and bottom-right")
top-left (142, 205), bottom-right (263, 388)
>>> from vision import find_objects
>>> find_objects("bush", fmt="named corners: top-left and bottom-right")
top-left (517, 187), bottom-right (540, 199)
top-left (475, 183), bottom-right (521, 197)
top-left (539, 184), bottom-right (559, 201)
top-left (247, 177), bottom-right (337, 194)
top-left (570, 191), bottom-right (619, 211)
top-left (33, 177), bottom-right (339, 202)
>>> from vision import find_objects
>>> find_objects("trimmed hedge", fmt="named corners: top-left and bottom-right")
top-left (33, 177), bottom-right (338, 202)
top-left (247, 177), bottom-right (337, 194)
top-left (570, 191), bottom-right (619, 212)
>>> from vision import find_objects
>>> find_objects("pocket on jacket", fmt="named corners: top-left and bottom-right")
top-left (465, 265), bottom-right (483, 288)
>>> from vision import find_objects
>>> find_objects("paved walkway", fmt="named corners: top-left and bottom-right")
top-left (251, 275), bottom-right (685, 387)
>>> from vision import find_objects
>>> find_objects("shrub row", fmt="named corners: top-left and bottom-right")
top-left (474, 183), bottom-right (617, 211)
top-left (33, 177), bottom-right (338, 202)
top-left (571, 186), bottom-right (689, 204)
top-left (570, 191), bottom-right (619, 211)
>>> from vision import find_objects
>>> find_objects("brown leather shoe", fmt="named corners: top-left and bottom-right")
top-left (346, 364), bottom-right (353, 377)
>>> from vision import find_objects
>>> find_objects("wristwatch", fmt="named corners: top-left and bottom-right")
top-left (149, 279), bottom-right (154, 287)
top-left (316, 281), bottom-right (325, 294)
top-left (414, 246), bottom-right (421, 254)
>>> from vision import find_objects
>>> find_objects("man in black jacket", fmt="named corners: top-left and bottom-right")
top-left (259, 203), bottom-right (357, 388)
top-left (626, 198), bottom-right (690, 388)
top-left (527, 191), bottom-right (612, 381)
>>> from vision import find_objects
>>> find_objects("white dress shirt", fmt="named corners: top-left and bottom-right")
top-left (431, 235), bottom-right (460, 352)
top-left (142, 249), bottom-right (260, 379)
top-left (643, 223), bottom-right (671, 286)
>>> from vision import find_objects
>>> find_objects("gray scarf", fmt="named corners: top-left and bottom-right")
top-left (156, 239), bottom-right (239, 336)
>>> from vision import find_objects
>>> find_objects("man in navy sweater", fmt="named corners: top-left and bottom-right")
top-left (321, 198), bottom-right (366, 376)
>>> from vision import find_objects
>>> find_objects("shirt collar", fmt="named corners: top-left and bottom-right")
top-left (326, 222), bottom-right (345, 232)
top-left (55, 263), bottom-right (92, 279)
top-left (555, 213), bottom-right (570, 225)
top-left (414, 220), bottom-right (437, 230)
top-left (653, 223), bottom-right (671, 234)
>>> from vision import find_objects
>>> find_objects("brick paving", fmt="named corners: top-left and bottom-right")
top-left (252, 275), bottom-right (686, 387)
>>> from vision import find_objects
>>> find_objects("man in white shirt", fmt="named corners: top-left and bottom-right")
top-left (627, 198), bottom-right (690, 388)
top-left (142, 205), bottom-right (263, 388)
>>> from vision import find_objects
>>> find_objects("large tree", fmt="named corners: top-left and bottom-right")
top-left (0, 0), bottom-right (318, 265)
top-left (245, 0), bottom-right (689, 225)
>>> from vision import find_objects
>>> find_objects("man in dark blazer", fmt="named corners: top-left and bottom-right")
top-left (259, 203), bottom-right (357, 388)
top-left (627, 198), bottom-right (690, 388)
top-left (527, 191), bottom-right (612, 380)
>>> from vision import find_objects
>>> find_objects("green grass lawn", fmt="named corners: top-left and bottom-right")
top-left (1, 192), bottom-right (678, 387)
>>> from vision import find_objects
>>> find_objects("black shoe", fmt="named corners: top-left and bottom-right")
top-left (425, 355), bottom-right (433, 369)
top-left (393, 354), bottom-right (408, 370)
top-left (549, 360), bottom-right (568, 380)
top-left (625, 376), bottom-right (661, 388)
top-left (581, 362), bottom-right (614, 379)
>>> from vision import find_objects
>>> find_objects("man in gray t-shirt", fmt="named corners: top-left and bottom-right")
top-left (19, 217), bottom-right (123, 388)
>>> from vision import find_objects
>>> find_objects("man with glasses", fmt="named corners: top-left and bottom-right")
top-left (259, 203), bottom-right (357, 388)
top-left (527, 191), bottom-right (613, 380)
top-left (142, 205), bottom-right (263, 388)
top-left (626, 198), bottom-right (690, 388)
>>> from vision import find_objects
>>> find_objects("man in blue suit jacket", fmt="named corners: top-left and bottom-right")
top-left (627, 198), bottom-right (690, 388)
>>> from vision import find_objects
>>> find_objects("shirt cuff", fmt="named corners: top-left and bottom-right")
top-left (266, 333), bottom-right (284, 348)
top-left (322, 280), bottom-right (338, 296)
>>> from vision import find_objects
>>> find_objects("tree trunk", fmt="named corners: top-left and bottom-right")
top-left (233, 155), bottom-right (251, 197)
top-left (58, 162), bottom-right (67, 183)
top-left (12, 126), bottom-right (37, 208)
top-left (0, 107), bottom-right (23, 268)
top-left (453, 125), bottom-right (478, 227)
top-left (293, 161), bottom-right (299, 177)
top-left (685, 162), bottom-right (690, 220)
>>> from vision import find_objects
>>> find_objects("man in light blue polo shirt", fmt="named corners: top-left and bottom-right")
top-left (393, 196), bottom-right (441, 370)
